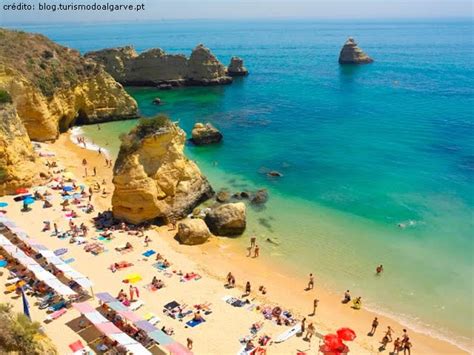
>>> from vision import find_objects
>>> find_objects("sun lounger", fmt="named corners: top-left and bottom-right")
top-left (186, 318), bottom-right (206, 327)
top-left (142, 250), bottom-right (156, 257)
top-left (144, 312), bottom-right (161, 325)
top-left (45, 308), bottom-right (67, 321)
top-left (129, 300), bottom-right (144, 311)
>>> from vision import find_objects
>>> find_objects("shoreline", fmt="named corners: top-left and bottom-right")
top-left (57, 130), bottom-right (469, 354)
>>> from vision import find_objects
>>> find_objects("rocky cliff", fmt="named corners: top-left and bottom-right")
top-left (338, 37), bottom-right (373, 64)
top-left (86, 44), bottom-right (232, 87)
top-left (112, 115), bottom-right (214, 224)
top-left (0, 28), bottom-right (138, 141)
top-left (0, 103), bottom-right (46, 195)
top-left (227, 57), bottom-right (248, 76)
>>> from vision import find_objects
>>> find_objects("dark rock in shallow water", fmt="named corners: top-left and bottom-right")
top-left (191, 122), bottom-right (223, 145)
top-left (251, 189), bottom-right (268, 205)
top-left (152, 97), bottom-right (162, 105)
top-left (267, 170), bottom-right (283, 177)
top-left (227, 57), bottom-right (248, 77)
top-left (338, 37), bottom-right (373, 64)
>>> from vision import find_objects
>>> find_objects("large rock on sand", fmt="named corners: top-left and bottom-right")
top-left (191, 122), bottom-right (223, 145)
top-left (0, 102), bottom-right (47, 195)
top-left (86, 44), bottom-right (233, 87)
top-left (112, 115), bottom-right (214, 224)
top-left (338, 37), bottom-right (373, 64)
top-left (205, 202), bottom-right (246, 236)
top-left (0, 28), bottom-right (138, 141)
top-left (176, 218), bottom-right (211, 245)
top-left (227, 57), bottom-right (248, 76)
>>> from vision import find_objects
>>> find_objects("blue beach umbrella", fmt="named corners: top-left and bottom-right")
top-left (21, 287), bottom-right (31, 320)
top-left (0, 202), bottom-right (8, 207)
top-left (23, 197), bottom-right (35, 205)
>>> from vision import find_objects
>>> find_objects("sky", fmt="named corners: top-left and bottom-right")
top-left (0, 0), bottom-right (472, 23)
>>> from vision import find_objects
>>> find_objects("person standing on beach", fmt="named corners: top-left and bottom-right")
top-left (187, 338), bottom-right (193, 350)
top-left (305, 322), bottom-right (315, 341)
top-left (307, 273), bottom-right (314, 290)
top-left (129, 285), bottom-right (134, 301)
top-left (253, 244), bottom-right (260, 258)
top-left (385, 326), bottom-right (393, 341)
top-left (53, 223), bottom-right (58, 235)
top-left (393, 337), bottom-right (401, 354)
top-left (343, 289), bottom-right (351, 303)
top-left (310, 298), bottom-right (319, 316)
top-left (300, 317), bottom-right (306, 334)
top-left (134, 286), bottom-right (140, 298)
top-left (93, 167), bottom-right (97, 176)
top-left (369, 317), bottom-right (379, 336)
top-left (245, 281), bottom-right (251, 296)
top-left (250, 236), bottom-right (256, 249)
top-left (403, 338), bottom-right (412, 355)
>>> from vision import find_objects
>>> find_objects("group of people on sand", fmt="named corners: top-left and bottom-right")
top-left (370, 318), bottom-right (413, 354)
top-left (247, 236), bottom-right (260, 258)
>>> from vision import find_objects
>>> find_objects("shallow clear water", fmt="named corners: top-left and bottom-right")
top-left (8, 19), bottom-right (474, 349)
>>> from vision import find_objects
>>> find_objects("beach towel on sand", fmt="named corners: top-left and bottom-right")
top-left (142, 250), bottom-right (156, 257)
top-left (54, 248), bottom-right (67, 256)
top-left (186, 318), bottom-right (205, 327)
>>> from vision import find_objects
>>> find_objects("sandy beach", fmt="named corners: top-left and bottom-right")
top-left (0, 132), bottom-right (468, 355)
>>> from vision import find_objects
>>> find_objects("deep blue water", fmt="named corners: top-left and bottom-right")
top-left (5, 19), bottom-right (474, 349)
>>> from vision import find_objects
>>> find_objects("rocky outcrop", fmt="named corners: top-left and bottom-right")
top-left (191, 122), bottom-right (223, 145)
top-left (176, 218), bottom-right (211, 245)
top-left (251, 189), bottom-right (268, 205)
top-left (86, 44), bottom-right (233, 87)
top-left (0, 103), bottom-right (46, 195)
top-left (227, 57), bottom-right (248, 76)
top-left (112, 115), bottom-right (214, 224)
top-left (338, 37), bottom-right (373, 64)
top-left (0, 29), bottom-right (138, 141)
top-left (205, 202), bottom-right (246, 236)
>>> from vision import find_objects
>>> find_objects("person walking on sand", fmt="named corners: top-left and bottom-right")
top-left (250, 236), bottom-right (256, 249)
top-left (385, 326), bottom-right (393, 341)
top-left (253, 244), bottom-right (260, 258)
top-left (134, 286), bottom-right (140, 298)
top-left (376, 264), bottom-right (384, 275)
top-left (53, 223), bottom-right (58, 235)
top-left (306, 273), bottom-right (314, 290)
top-left (144, 235), bottom-right (151, 247)
top-left (129, 285), bottom-right (135, 301)
top-left (305, 322), bottom-right (315, 341)
top-left (393, 337), bottom-right (402, 354)
top-left (245, 281), bottom-right (251, 296)
top-left (300, 317), bottom-right (306, 334)
top-left (369, 317), bottom-right (379, 336)
top-left (403, 338), bottom-right (412, 355)
top-left (187, 338), bottom-right (193, 350)
top-left (310, 298), bottom-right (319, 316)
top-left (93, 167), bottom-right (97, 176)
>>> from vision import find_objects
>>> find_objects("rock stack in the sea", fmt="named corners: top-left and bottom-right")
top-left (112, 115), bottom-right (214, 224)
top-left (338, 37), bottom-right (373, 64)
top-left (191, 122), bottom-right (223, 145)
top-left (227, 57), bottom-right (248, 76)
top-left (86, 44), bottom-right (233, 87)
top-left (0, 101), bottom-right (46, 195)
top-left (205, 202), bottom-right (246, 236)
top-left (176, 218), bottom-right (211, 245)
top-left (0, 28), bottom-right (138, 141)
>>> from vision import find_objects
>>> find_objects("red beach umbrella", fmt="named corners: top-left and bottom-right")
top-left (15, 188), bottom-right (28, 194)
top-left (337, 327), bottom-right (357, 341)
top-left (324, 334), bottom-right (344, 351)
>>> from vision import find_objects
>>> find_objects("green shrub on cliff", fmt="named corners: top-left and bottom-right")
top-left (134, 114), bottom-right (172, 139)
top-left (0, 90), bottom-right (12, 104)
top-left (0, 303), bottom-right (57, 354)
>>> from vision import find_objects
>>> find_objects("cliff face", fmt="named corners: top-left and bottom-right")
top-left (0, 29), bottom-right (138, 141)
top-left (86, 44), bottom-right (232, 87)
top-left (112, 116), bottom-right (213, 224)
top-left (338, 37), bottom-right (373, 64)
top-left (0, 103), bottom-right (46, 195)
top-left (227, 57), bottom-right (248, 76)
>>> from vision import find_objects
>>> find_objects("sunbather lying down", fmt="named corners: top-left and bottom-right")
top-left (110, 261), bottom-right (134, 272)
top-left (115, 242), bottom-right (133, 252)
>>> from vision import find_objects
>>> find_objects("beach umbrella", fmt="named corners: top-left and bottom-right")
top-left (15, 188), bottom-right (29, 194)
top-left (0, 202), bottom-right (8, 208)
top-left (21, 287), bottom-right (31, 320)
top-left (337, 327), bottom-right (356, 341)
top-left (323, 334), bottom-right (344, 352)
top-left (23, 197), bottom-right (35, 205)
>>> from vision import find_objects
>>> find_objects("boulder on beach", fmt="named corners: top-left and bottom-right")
top-left (216, 190), bottom-right (231, 203)
top-left (338, 37), bottom-right (373, 64)
top-left (176, 218), bottom-right (211, 245)
top-left (205, 202), bottom-right (246, 236)
top-left (191, 122), bottom-right (223, 145)
top-left (227, 57), bottom-right (248, 76)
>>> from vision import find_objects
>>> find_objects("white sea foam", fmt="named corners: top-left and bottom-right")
top-left (69, 127), bottom-right (110, 158)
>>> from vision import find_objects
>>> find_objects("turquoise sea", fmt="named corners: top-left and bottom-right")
top-left (6, 20), bottom-right (474, 350)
